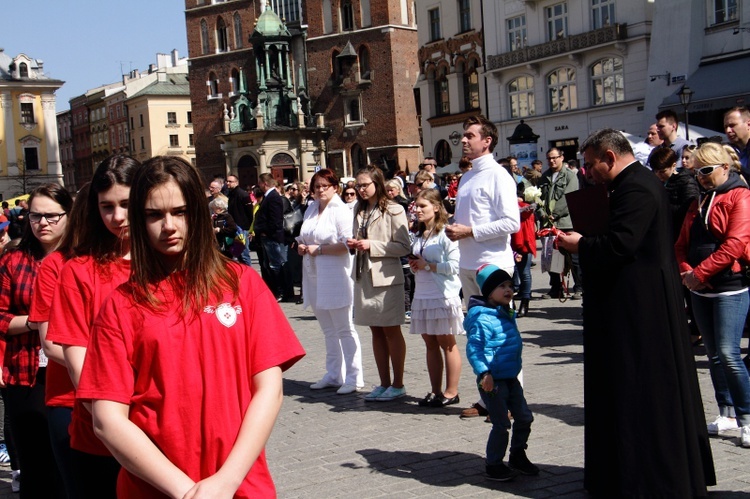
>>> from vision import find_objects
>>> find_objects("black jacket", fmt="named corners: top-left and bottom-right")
top-left (226, 186), bottom-right (253, 230)
top-left (254, 188), bottom-right (286, 244)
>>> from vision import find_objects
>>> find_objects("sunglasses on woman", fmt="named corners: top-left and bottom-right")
top-left (696, 165), bottom-right (723, 177)
top-left (344, 191), bottom-right (357, 197)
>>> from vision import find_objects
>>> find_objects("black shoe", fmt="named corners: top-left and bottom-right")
top-left (429, 394), bottom-right (460, 407)
top-left (508, 450), bottom-right (539, 476)
top-left (516, 299), bottom-right (529, 318)
top-left (295, 296), bottom-right (304, 305)
top-left (486, 463), bottom-right (518, 482)
top-left (540, 289), bottom-right (560, 299)
top-left (418, 393), bottom-right (438, 407)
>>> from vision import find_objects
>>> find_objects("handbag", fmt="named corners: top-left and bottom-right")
top-left (283, 207), bottom-right (303, 237)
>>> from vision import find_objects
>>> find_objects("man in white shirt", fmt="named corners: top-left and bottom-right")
top-left (447, 115), bottom-right (520, 301)
top-left (447, 115), bottom-right (521, 420)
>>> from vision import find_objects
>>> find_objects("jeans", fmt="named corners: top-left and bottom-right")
top-left (514, 253), bottom-right (532, 300)
top-left (313, 305), bottom-right (364, 388)
top-left (261, 239), bottom-right (288, 271)
top-left (691, 291), bottom-right (750, 426)
top-left (5, 369), bottom-right (65, 499)
top-left (239, 229), bottom-right (252, 266)
top-left (48, 406), bottom-right (79, 499)
top-left (479, 376), bottom-right (534, 465)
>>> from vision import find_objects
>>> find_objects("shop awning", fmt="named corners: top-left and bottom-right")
top-left (659, 56), bottom-right (750, 112)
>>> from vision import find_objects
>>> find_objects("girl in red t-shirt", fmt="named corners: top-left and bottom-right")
top-left (46, 154), bottom-right (140, 499)
top-left (78, 156), bottom-right (304, 499)
top-left (0, 184), bottom-right (73, 498)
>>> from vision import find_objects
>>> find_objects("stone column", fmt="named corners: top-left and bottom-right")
top-left (41, 93), bottom-right (63, 185)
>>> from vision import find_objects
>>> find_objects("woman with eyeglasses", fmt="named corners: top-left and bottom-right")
top-left (297, 169), bottom-right (363, 394)
top-left (675, 142), bottom-right (750, 448)
top-left (45, 155), bottom-right (140, 498)
top-left (346, 166), bottom-right (411, 401)
top-left (0, 183), bottom-right (73, 498)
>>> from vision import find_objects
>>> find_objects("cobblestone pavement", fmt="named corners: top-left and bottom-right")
top-left (0, 261), bottom-right (748, 497)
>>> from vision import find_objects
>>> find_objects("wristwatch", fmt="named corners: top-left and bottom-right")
top-left (424, 264), bottom-right (431, 271)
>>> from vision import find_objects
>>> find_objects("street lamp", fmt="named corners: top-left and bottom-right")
top-left (449, 130), bottom-right (462, 145)
top-left (312, 149), bottom-right (321, 166)
top-left (677, 85), bottom-right (694, 141)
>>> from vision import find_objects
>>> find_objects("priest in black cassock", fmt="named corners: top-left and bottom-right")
top-left (558, 129), bottom-right (715, 498)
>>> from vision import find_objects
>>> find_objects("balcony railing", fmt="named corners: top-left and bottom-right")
top-left (487, 24), bottom-right (627, 71)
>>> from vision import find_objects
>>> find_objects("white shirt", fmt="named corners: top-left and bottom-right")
top-left (453, 153), bottom-right (520, 270)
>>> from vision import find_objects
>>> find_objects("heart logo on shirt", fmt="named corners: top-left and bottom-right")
top-left (203, 303), bottom-right (243, 328)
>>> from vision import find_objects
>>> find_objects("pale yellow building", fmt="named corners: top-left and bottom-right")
top-left (126, 68), bottom-right (194, 164)
top-left (0, 49), bottom-right (64, 199)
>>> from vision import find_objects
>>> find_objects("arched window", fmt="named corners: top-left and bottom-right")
top-left (208, 72), bottom-right (219, 98)
top-left (547, 67), bottom-right (576, 113)
top-left (217, 17), bottom-right (229, 52)
top-left (201, 20), bottom-right (210, 55)
top-left (231, 68), bottom-right (240, 94)
top-left (434, 66), bottom-right (449, 116)
top-left (591, 57), bottom-right (624, 106)
top-left (19, 62), bottom-right (28, 78)
top-left (341, 0), bottom-right (354, 31)
top-left (358, 46), bottom-right (370, 80)
top-left (435, 140), bottom-right (452, 167)
top-left (508, 76), bottom-right (535, 118)
top-left (463, 59), bottom-right (479, 111)
top-left (234, 13), bottom-right (243, 49)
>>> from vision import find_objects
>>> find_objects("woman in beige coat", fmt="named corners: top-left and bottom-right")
top-left (347, 166), bottom-right (411, 402)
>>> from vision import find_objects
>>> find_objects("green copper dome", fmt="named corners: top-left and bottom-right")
top-left (254, 5), bottom-right (290, 37)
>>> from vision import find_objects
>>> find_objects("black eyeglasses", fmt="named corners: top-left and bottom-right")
top-left (546, 155), bottom-right (562, 161)
top-left (29, 212), bottom-right (67, 225)
top-left (355, 182), bottom-right (373, 190)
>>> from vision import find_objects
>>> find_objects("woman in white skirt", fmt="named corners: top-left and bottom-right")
top-left (408, 188), bottom-right (464, 407)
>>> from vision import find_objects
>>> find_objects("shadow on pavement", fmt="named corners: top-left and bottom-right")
top-left (528, 403), bottom-right (584, 427)
top-left (283, 378), bottom-right (468, 416)
top-left (353, 448), bottom-right (585, 495)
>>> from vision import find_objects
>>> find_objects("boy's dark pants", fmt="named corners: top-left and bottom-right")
top-left (479, 376), bottom-right (534, 466)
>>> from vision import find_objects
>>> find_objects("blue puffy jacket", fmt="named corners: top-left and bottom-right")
top-left (464, 296), bottom-right (522, 379)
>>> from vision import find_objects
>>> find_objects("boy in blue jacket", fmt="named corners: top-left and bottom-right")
top-left (465, 264), bottom-right (538, 481)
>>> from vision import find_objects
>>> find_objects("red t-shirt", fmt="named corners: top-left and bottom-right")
top-left (78, 264), bottom-right (305, 499)
top-left (47, 256), bottom-right (131, 455)
top-left (28, 251), bottom-right (76, 407)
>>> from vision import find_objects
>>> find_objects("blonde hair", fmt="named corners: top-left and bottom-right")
top-left (692, 142), bottom-right (742, 172)
top-left (385, 179), bottom-right (404, 197)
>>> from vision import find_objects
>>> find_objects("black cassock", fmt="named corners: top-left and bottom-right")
top-left (578, 162), bottom-right (716, 498)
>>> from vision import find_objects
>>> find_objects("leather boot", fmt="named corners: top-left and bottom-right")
top-left (517, 298), bottom-right (530, 318)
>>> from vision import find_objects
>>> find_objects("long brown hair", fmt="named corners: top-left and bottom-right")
top-left (414, 188), bottom-right (448, 236)
top-left (18, 184), bottom-right (74, 260)
top-left (74, 154), bottom-right (140, 263)
top-left (355, 165), bottom-right (390, 213)
top-left (128, 156), bottom-right (240, 314)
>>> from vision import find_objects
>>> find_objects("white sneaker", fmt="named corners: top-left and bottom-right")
top-left (310, 379), bottom-right (341, 390)
top-left (707, 415), bottom-right (736, 435)
top-left (336, 384), bottom-right (361, 395)
top-left (741, 425), bottom-right (750, 448)
top-left (11, 469), bottom-right (19, 493)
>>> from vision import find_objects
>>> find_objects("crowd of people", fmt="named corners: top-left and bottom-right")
top-left (0, 107), bottom-right (748, 496)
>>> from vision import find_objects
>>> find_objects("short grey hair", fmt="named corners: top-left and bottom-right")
top-left (209, 197), bottom-right (228, 211)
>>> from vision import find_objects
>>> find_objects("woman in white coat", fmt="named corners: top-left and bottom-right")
top-left (297, 169), bottom-right (364, 394)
